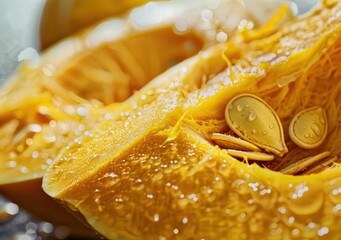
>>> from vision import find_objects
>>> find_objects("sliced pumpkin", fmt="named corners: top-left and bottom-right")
top-left (0, 5), bottom-right (203, 186)
top-left (43, 2), bottom-right (341, 239)
top-left (0, 0), bottom-right (250, 236)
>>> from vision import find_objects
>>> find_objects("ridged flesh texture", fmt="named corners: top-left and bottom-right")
top-left (0, 21), bottom-right (204, 185)
top-left (43, 2), bottom-right (341, 240)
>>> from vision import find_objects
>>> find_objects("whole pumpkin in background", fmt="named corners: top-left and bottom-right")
top-left (42, 1), bottom-right (341, 240)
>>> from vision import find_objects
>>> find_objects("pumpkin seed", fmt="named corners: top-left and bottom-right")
top-left (302, 156), bottom-right (338, 175)
top-left (226, 149), bottom-right (274, 161)
top-left (280, 151), bottom-right (331, 175)
top-left (289, 107), bottom-right (328, 149)
top-left (211, 133), bottom-right (260, 151)
top-left (225, 94), bottom-right (288, 157)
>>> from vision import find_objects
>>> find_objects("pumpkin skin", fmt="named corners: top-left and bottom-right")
top-left (43, 2), bottom-right (341, 240)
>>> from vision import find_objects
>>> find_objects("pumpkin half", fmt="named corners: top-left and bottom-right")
top-left (42, 1), bottom-right (341, 240)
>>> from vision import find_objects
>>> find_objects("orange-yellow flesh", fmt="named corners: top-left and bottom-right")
top-left (43, 2), bottom-right (341, 239)
top-left (45, 123), bottom-right (341, 240)
top-left (31, 3), bottom-right (341, 240)
top-left (185, 2), bottom-right (341, 171)
top-left (0, 24), bottom-right (204, 185)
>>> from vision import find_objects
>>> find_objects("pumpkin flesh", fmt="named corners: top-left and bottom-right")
top-left (43, 2), bottom-right (341, 239)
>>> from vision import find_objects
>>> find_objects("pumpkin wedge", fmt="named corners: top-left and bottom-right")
top-left (0, 18), bottom-right (203, 186)
top-left (0, 0), bottom-right (251, 236)
top-left (43, 1), bottom-right (341, 239)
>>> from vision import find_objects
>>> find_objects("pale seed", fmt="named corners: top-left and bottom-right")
top-left (280, 151), bottom-right (331, 175)
top-left (289, 107), bottom-right (328, 149)
top-left (211, 133), bottom-right (260, 151)
top-left (225, 94), bottom-right (288, 157)
top-left (226, 149), bottom-right (274, 161)
top-left (302, 156), bottom-right (338, 175)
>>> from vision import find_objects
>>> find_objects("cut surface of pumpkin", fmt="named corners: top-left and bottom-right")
top-left (42, 1), bottom-right (341, 239)
top-left (0, 0), bottom-right (250, 186)
top-left (0, 0), bottom-right (252, 236)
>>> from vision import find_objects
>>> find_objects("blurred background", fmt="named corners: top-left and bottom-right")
top-left (0, 0), bottom-right (43, 86)
top-left (0, 0), bottom-right (318, 239)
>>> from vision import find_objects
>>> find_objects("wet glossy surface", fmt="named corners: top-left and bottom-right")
top-left (225, 94), bottom-right (288, 157)
top-left (289, 107), bottom-right (328, 149)
top-left (2, 0), bottom-right (341, 239)
top-left (211, 133), bottom-right (260, 151)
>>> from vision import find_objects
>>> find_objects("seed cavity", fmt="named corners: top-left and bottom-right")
top-left (225, 94), bottom-right (288, 157)
top-left (211, 133), bottom-right (260, 152)
top-left (289, 107), bottom-right (328, 149)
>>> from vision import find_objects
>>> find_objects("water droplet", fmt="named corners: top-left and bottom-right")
top-left (114, 197), bottom-right (124, 210)
top-left (332, 204), bottom-right (341, 214)
top-left (147, 194), bottom-right (154, 199)
top-left (205, 159), bottom-right (217, 168)
top-left (262, 130), bottom-right (268, 135)
top-left (326, 177), bottom-right (341, 204)
top-left (307, 222), bottom-right (317, 229)
top-left (317, 227), bottom-right (329, 237)
top-left (289, 183), bottom-right (323, 215)
top-left (291, 228), bottom-right (301, 237)
top-left (153, 213), bottom-right (159, 222)
top-left (171, 160), bottom-right (181, 170)
top-left (32, 151), bottom-right (39, 159)
top-left (304, 133), bottom-right (310, 138)
top-left (278, 207), bottom-right (286, 214)
top-left (188, 194), bottom-right (198, 202)
top-left (269, 123), bottom-right (274, 129)
top-left (76, 107), bottom-right (88, 116)
top-left (151, 157), bottom-right (161, 166)
top-left (20, 167), bottom-right (29, 173)
top-left (248, 112), bottom-right (257, 121)
top-left (237, 104), bottom-right (244, 112)
top-left (237, 212), bottom-right (247, 223)
top-left (252, 129), bottom-right (257, 134)
top-left (131, 179), bottom-right (145, 191)
top-left (6, 161), bottom-right (17, 168)
top-left (288, 216), bottom-right (295, 224)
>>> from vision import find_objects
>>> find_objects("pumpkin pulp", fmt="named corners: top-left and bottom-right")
top-left (43, 2), bottom-right (341, 239)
